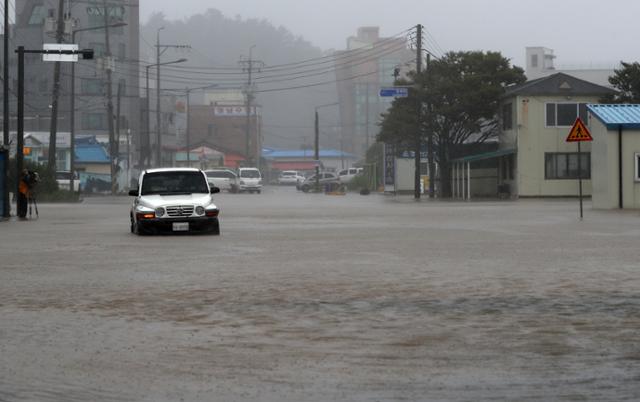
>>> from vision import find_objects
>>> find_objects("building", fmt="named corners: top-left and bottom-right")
top-left (334, 27), bottom-right (414, 157)
top-left (525, 47), bottom-right (614, 87)
top-left (187, 89), bottom-right (262, 165)
top-left (587, 104), bottom-right (640, 209)
top-left (499, 72), bottom-right (615, 197)
top-left (14, 0), bottom-right (140, 172)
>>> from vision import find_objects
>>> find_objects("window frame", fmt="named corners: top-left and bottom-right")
top-left (545, 102), bottom-right (589, 128)
top-left (545, 152), bottom-right (591, 180)
top-left (635, 153), bottom-right (640, 182)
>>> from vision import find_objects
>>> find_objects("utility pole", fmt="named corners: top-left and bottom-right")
top-left (239, 46), bottom-right (263, 166)
top-left (3, 0), bottom-right (10, 217)
top-left (155, 29), bottom-right (190, 167)
top-left (365, 83), bottom-right (370, 152)
top-left (102, 1), bottom-right (116, 194)
top-left (426, 53), bottom-right (435, 198)
top-left (48, 0), bottom-right (66, 170)
top-left (314, 109), bottom-right (319, 192)
top-left (414, 24), bottom-right (423, 200)
top-left (116, 79), bottom-right (122, 165)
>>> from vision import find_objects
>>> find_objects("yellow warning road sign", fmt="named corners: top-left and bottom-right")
top-left (566, 118), bottom-right (593, 142)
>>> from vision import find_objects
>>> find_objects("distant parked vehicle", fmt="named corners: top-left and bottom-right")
top-left (298, 172), bottom-right (339, 193)
top-left (55, 171), bottom-right (80, 192)
top-left (277, 170), bottom-right (305, 185)
top-left (205, 169), bottom-right (238, 193)
top-left (337, 167), bottom-right (363, 183)
top-left (237, 167), bottom-right (263, 193)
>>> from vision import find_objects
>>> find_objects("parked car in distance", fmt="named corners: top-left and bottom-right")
top-left (237, 167), bottom-right (262, 193)
top-left (277, 170), bottom-right (305, 185)
top-left (56, 171), bottom-right (80, 192)
top-left (205, 169), bottom-right (238, 193)
top-left (298, 172), bottom-right (339, 193)
top-left (338, 167), bottom-right (363, 183)
top-left (129, 168), bottom-right (221, 235)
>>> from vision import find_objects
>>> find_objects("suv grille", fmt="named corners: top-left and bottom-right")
top-left (166, 205), bottom-right (194, 217)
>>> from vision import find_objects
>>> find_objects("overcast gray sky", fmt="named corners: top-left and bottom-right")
top-left (140, 0), bottom-right (638, 69)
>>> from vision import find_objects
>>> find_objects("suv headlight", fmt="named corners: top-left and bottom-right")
top-left (155, 207), bottom-right (165, 217)
top-left (195, 206), bottom-right (205, 215)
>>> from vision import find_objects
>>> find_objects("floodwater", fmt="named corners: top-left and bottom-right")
top-left (1, 188), bottom-right (639, 401)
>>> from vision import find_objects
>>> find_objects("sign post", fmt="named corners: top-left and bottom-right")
top-left (566, 117), bottom-right (593, 220)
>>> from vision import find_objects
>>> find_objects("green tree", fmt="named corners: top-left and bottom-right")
top-left (601, 61), bottom-right (640, 103)
top-left (378, 51), bottom-right (525, 197)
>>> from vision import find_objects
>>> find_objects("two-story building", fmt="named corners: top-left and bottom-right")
top-left (499, 73), bottom-right (615, 197)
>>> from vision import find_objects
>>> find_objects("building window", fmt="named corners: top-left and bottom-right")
top-left (531, 54), bottom-right (538, 68)
top-left (82, 113), bottom-right (106, 130)
top-left (81, 78), bottom-right (103, 95)
top-left (502, 103), bottom-right (513, 130)
top-left (545, 152), bottom-right (590, 180)
top-left (545, 103), bottom-right (589, 127)
top-left (635, 153), bottom-right (640, 182)
top-left (28, 5), bottom-right (47, 25)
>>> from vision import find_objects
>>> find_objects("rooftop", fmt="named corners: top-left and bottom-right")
top-left (587, 104), bottom-right (640, 130)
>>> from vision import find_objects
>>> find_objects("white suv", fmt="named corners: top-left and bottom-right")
top-left (237, 167), bottom-right (262, 193)
top-left (129, 168), bottom-right (221, 235)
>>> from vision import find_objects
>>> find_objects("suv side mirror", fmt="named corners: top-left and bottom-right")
top-left (210, 186), bottom-right (220, 194)
top-left (128, 189), bottom-right (138, 196)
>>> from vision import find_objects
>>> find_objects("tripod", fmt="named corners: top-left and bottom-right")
top-left (28, 193), bottom-right (39, 218)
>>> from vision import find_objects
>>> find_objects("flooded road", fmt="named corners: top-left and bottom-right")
top-left (1, 188), bottom-right (639, 401)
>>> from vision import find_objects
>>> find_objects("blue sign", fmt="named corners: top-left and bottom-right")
top-left (379, 87), bottom-right (409, 98)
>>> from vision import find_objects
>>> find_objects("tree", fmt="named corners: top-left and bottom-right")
top-left (378, 51), bottom-right (525, 197)
top-left (601, 61), bottom-right (640, 103)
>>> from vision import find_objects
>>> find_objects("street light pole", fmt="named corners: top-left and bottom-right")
top-left (155, 27), bottom-right (164, 166)
top-left (69, 22), bottom-right (126, 194)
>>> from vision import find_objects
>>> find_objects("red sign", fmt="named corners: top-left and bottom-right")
top-left (566, 118), bottom-right (593, 142)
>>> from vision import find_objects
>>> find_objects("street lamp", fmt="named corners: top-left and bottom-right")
top-left (144, 58), bottom-right (187, 168)
top-left (184, 84), bottom-right (218, 167)
top-left (314, 102), bottom-right (340, 192)
top-left (69, 21), bottom-right (127, 194)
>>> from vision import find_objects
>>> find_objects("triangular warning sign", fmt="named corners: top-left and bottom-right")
top-left (566, 118), bottom-right (593, 142)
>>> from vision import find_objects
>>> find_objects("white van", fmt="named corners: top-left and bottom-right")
top-left (337, 167), bottom-right (363, 183)
top-left (237, 167), bottom-right (262, 193)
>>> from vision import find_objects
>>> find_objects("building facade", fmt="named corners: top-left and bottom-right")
top-left (334, 27), bottom-right (413, 158)
top-left (499, 73), bottom-right (614, 197)
top-left (187, 89), bottom-right (262, 165)
top-left (525, 46), bottom-right (614, 88)
top-left (588, 104), bottom-right (640, 209)
top-left (14, 0), bottom-right (140, 173)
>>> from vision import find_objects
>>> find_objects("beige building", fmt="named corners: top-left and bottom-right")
top-left (588, 104), bottom-right (640, 209)
top-left (499, 73), bottom-right (614, 197)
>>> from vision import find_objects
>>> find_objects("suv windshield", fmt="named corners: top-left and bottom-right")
top-left (240, 170), bottom-right (260, 178)
top-left (141, 171), bottom-right (209, 195)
